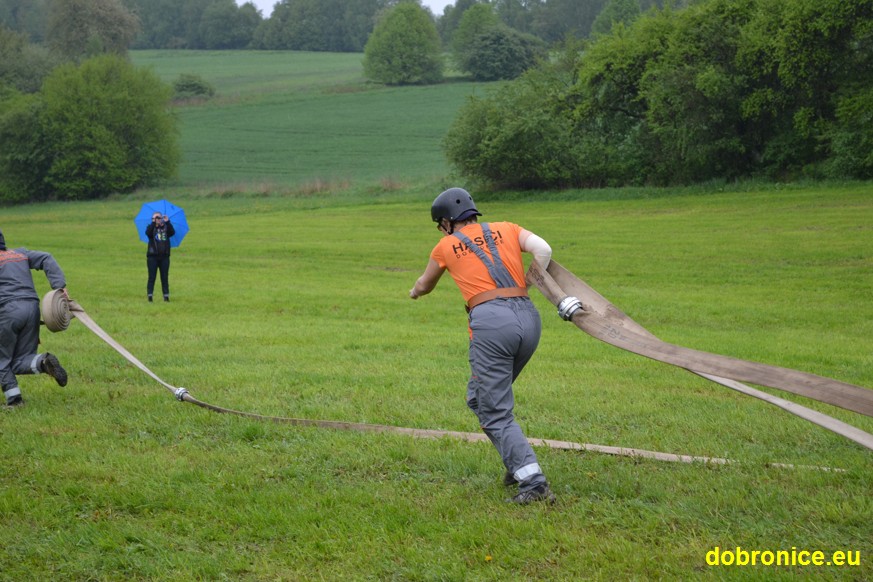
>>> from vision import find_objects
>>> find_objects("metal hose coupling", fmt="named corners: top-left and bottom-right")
top-left (174, 387), bottom-right (189, 401)
top-left (557, 296), bottom-right (584, 321)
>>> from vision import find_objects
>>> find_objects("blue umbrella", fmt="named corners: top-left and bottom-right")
top-left (134, 199), bottom-right (189, 248)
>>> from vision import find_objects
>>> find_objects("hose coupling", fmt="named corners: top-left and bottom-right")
top-left (174, 387), bottom-right (189, 401)
top-left (557, 296), bottom-right (584, 321)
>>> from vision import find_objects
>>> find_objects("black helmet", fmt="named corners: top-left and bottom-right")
top-left (0, 228), bottom-right (5, 250)
top-left (431, 188), bottom-right (481, 223)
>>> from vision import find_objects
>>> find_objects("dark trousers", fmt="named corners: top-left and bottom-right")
top-left (0, 299), bottom-right (41, 393)
top-left (147, 256), bottom-right (171, 297)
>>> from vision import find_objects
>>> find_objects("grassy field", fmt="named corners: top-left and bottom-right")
top-left (1, 182), bottom-right (871, 580)
top-left (130, 50), bottom-right (488, 188)
top-left (2, 50), bottom-right (871, 580)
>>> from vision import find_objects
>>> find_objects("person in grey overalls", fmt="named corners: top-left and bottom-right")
top-left (0, 229), bottom-right (69, 407)
top-left (410, 188), bottom-right (556, 504)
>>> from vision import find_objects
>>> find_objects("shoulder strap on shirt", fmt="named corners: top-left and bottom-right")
top-left (452, 223), bottom-right (517, 289)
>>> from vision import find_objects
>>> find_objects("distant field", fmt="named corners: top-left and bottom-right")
top-left (131, 50), bottom-right (488, 188)
top-left (132, 50), bottom-right (368, 96)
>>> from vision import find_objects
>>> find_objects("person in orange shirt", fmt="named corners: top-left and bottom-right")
top-left (410, 188), bottom-right (556, 504)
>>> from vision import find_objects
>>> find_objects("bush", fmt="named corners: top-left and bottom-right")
top-left (451, 3), bottom-right (499, 71)
top-left (443, 65), bottom-right (583, 189)
top-left (0, 26), bottom-right (62, 94)
top-left (824, 88), bottom-right (873, 179)
top-left (444, 0), bottom-right (873, 189)
top-left (363, 3), bottom-right (443, 85)
top-left (0, 54), bottom-right (180, 202)
top-left (461, 26), bottom-right (545, 81)
top-left (173, 73), bottom-right (215, 101)
top-left (0, 92), bottom-right (53, 203)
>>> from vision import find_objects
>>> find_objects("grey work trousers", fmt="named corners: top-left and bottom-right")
top-left (466, 296), bottom-right (547, 492)
top-left (0, 299), bottom-right (42, 397)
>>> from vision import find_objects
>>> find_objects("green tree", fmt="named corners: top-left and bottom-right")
top-left (591, 0), bottom-right (641, 37)
top-left (0, 91), bottom-right (53, 202)
top-left (179, 0), bottom-right (217, 49)
top-left (126, 0), bottom-right (188, 48)
top-left (737, 0), bottom-right (873, 177)
top-left (46, 0), bottom-right (140, 58)
top-left (462, 26), bottom-right (545, 81)
top-left (530, 0), bottom-right (606, 42)
top-left (436, 0), bottom-right (477, 45)
top-left (251, 0), bottom-right (390, 52)
top-left (0, 26), bottom-right (61, 93)
top-left (825, 87), bottom-right (873, 178)
top-left (342, 0), bottom-right (389, 52)
top-left (35, 55), bottom-right (179, 200)
top-left (0, 0), bottom-right (50, 42)
top-left (451, 3), bottom-right (499, 70)
top-left (493, 0), bottom-right (534, 34)
top-left (443, 44), bottom-right (584, 189)
top-left (636, 0), bottom-right (753, 183)
top-left (363, 2), bottom-right (443, 85)
top-left (280, 0), bottom-right (332, 50)
top-left (445, 0), bottom-right (873, 188)
top-left (199, 0), bottom-right (260, 49)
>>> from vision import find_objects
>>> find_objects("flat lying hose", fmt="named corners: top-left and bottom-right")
top-left (545, 261), bottom-right (873, 451)
top-left (526, 261), bottom-right (873, 451)
top-left (61, 298), bottom-right (838, 469)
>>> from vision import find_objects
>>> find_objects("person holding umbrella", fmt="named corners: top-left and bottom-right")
top-left (135, 200), bottom-right (189, 302)
top-left (145, 212), bottom-right (175, 302)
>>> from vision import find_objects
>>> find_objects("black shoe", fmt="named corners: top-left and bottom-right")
top-left (163, 296), bottom-right (169, 302)
top-left (5, 395), bottom-right (24, 407)
top-left (41, 353), bottom-right (68, 387)
top-left (507, 484), bottom-right (556, 505)
top-left (148, 295), bottom-right (153, 302)
top-left (503, 470), bottom-right (519, 487)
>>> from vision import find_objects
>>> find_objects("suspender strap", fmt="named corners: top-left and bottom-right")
top-left (452, 224), bottom-right (518, 289)
top-left (452, 223), bottom-right (527, 310)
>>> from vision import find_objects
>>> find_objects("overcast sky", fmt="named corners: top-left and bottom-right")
top-left (237, 0), bottom-right (455, 18)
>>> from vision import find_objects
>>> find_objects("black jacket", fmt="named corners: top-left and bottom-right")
top-left (145, 221), bottom-right (175, 257)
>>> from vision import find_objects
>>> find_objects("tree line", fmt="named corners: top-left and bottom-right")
top-left (0, 0), bottom-right (660, 52)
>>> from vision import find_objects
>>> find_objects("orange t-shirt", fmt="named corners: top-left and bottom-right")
top-left (430, 222), bottom-right (526, 302)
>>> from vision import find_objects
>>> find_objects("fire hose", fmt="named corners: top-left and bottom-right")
top-left (39, 274), bottom-right (872, 470)
top-left (525, 260), bottom-right (873, 451)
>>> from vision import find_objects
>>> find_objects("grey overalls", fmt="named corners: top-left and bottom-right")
top-left (453, 224), bottom-right (547, 492)
top-left (0, 248), bottom-right (66, 403)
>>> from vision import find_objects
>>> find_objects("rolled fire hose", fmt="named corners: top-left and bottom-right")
top-left (525, 261), bottom-right (873, 451)
top-left (39, 290), bottom-right (865, 468)
top-left (42, 289), bottom-right (73, 332)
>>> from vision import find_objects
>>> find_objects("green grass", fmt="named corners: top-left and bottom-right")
top-left (132, 50), bottom-right (369, 96)
top-left (1, 183), bottom-right (871, 580)
top-left (130, 50), bottom-right (490, 188)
